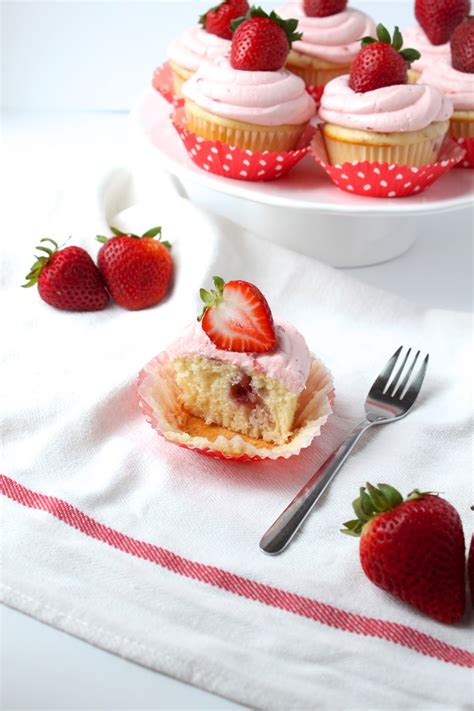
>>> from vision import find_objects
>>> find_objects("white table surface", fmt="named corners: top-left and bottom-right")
top-left (2, 109), bottom-right (473, 711)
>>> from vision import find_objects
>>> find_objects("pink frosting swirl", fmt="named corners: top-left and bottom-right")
top-left (166, 319), bottom-right (311, 395)
top-left (278, 2), bottom-right (376, 64)
top-left (421, 62), bottom-right (474, 111)
top-left (319, 75), bottom-right (453, 132)
top-left (168, 27), bottom-right (230, 72)
top-left (182, 56), bottom-right (316, 126)
top-left (402, 26), bottom-right (451, 74)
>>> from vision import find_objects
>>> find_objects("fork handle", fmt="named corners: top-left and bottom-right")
top-left (259, 420), bottom-right (372, 555)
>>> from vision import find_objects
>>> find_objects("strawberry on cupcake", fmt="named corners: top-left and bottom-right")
top-left (278, 0), bottom-right (376, 92)
top-left (180, 7), bottom-right (316, 152)
top-left (403, 0), bottom-right (471, 83)
top-left (421, 18), bottom-right (474, 142)
top-left (167, 0), bottom-right (249, 97)
top-left (318, 24), bottom-right (453, 167)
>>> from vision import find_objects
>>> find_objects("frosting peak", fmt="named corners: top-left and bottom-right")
top-left (168, 27), bottom-right (230, 72)
top-left (182, 56), bottom-right (316, 126)
top-left (421, 62), bottom-right (474, 112)
top-left (319, 75), bottom-right (453, 132)
top-left (166, 319), bottom-right (311, 394)
top-left (278, 3), bottom-right (376, 64)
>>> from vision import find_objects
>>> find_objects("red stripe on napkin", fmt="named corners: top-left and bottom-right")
top-left (1, 474), bottom-right (472, 669)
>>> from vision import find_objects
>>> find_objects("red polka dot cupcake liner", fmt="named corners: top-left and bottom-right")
top-left (172, 108), bottom-right (313, 182)
top-left (310, 130), bottom-right (465, 198)
top-left (453, 137), bottom-right (474, 169)
top-left (151, 62), bottom-right (184, 109)
top-left (306, 84), bottom-right (325, 106)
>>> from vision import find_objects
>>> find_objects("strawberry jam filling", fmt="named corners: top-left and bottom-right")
top-left (230, 374), bottom-right (261, 407)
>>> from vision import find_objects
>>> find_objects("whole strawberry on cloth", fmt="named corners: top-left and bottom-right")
top-left (97, 227), bottom-right (173, 311)
top-left (23, 238), bottom-right (109, 312)
top-left (342, 483), bottom-right (466, 624)
top-left (415, 0), bottom-right (471, 46)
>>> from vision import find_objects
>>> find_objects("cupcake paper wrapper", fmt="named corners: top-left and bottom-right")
top-left (311, 131), bottom-right (465, 198)
top-left (152, 62), bottom-right (184, 109)
top-left (137, 352), bottom-right (334, 462)
top-left (172, 108), bottom-right (312, 182)
top-left (306, 85), bottom-right (325, 106)
top-left (454, 137), bottom-right (474, 169)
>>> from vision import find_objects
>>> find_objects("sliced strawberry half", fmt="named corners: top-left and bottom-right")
top-left (198, 276), bottom-right (277, 353)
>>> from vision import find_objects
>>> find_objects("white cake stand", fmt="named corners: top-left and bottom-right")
top-left (130, 88), bottom-right (473, 268)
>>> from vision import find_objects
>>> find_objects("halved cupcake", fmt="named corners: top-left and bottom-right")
top-left (318, 25), bottom-right (453, 166)
top-left (167, 0), bottom-right (249, 96)
top-left (137, 277), bottom-right (333, 460)
top-left (181, 7), bottom-right (316, 152)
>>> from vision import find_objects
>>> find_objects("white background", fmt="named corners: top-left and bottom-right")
top-left (1, 1), bottom-right (473, 710)
top-left (3, 0), bottom-right (412, 111)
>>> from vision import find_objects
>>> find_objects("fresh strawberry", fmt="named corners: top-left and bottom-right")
top-left (199, 0), bottom-right (249, 39)
top-left (415, 0), bottom-right (470, 46)
top-left (230, 8), bottom-right (302, 71)
top-left (198, 276), bottom-right (276, 353)
top-left (22, 239), bottom-right (109, 311)
top-left (97, 227), bottom-right (172, 311)
top-left (349, 25), bottom-right (420, 93)
top-left (303, 0), bottom-right (347, 18)
top-left (342, 484), bottom-right (466, 624)
top-left (451, 18), bottom-right (474, 73)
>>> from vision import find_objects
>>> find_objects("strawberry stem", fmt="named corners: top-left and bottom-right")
top-left (198, 275), bottom-right (225, 322)
top-left (360, 24), bottom-right (421, 66)
top-left (341, 483), bottom-right (431, 537)
top-left (22, 238), bottom-right (59, 288)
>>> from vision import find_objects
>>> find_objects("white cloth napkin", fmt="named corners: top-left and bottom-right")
top-left (2, 158), bottom-right (473, 711)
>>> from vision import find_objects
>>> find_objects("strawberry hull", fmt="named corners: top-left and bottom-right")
top-left (172, 108), bottom-right (313, 181)
top-left (151, 62), bottom-right (184, 109)
top-left (311, 130), bottom-right (465, 197)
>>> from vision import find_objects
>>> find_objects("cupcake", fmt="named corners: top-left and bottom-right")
top-left (402, 26), bottom-right (451, 83)
top-left (318, 25), bottom-right (453, 166)
top-left (406, 0), bottom-right (471, 82)
top-left (167, 0), bottom-right (249, 96)
top-left (181, 8), bottom-right (316, 151)
top-left (278, 0), bottom-right (375, 90)
top-left (137, 277), bottom-right (333, 460)
top-left (421, 19), bottom-right (474, 140)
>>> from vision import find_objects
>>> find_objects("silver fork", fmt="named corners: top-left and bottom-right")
top-left (259, 346), bottom-right (429, 556)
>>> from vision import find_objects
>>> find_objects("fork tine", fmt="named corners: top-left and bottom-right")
top-left (395, 350), bottom-right (420, 398)
top-left (401, 353), bottom-right (429, 404)
top-left (390, 348), bottom-right (411, 395)
top-left (371, 346), bottom-right (403, 394)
